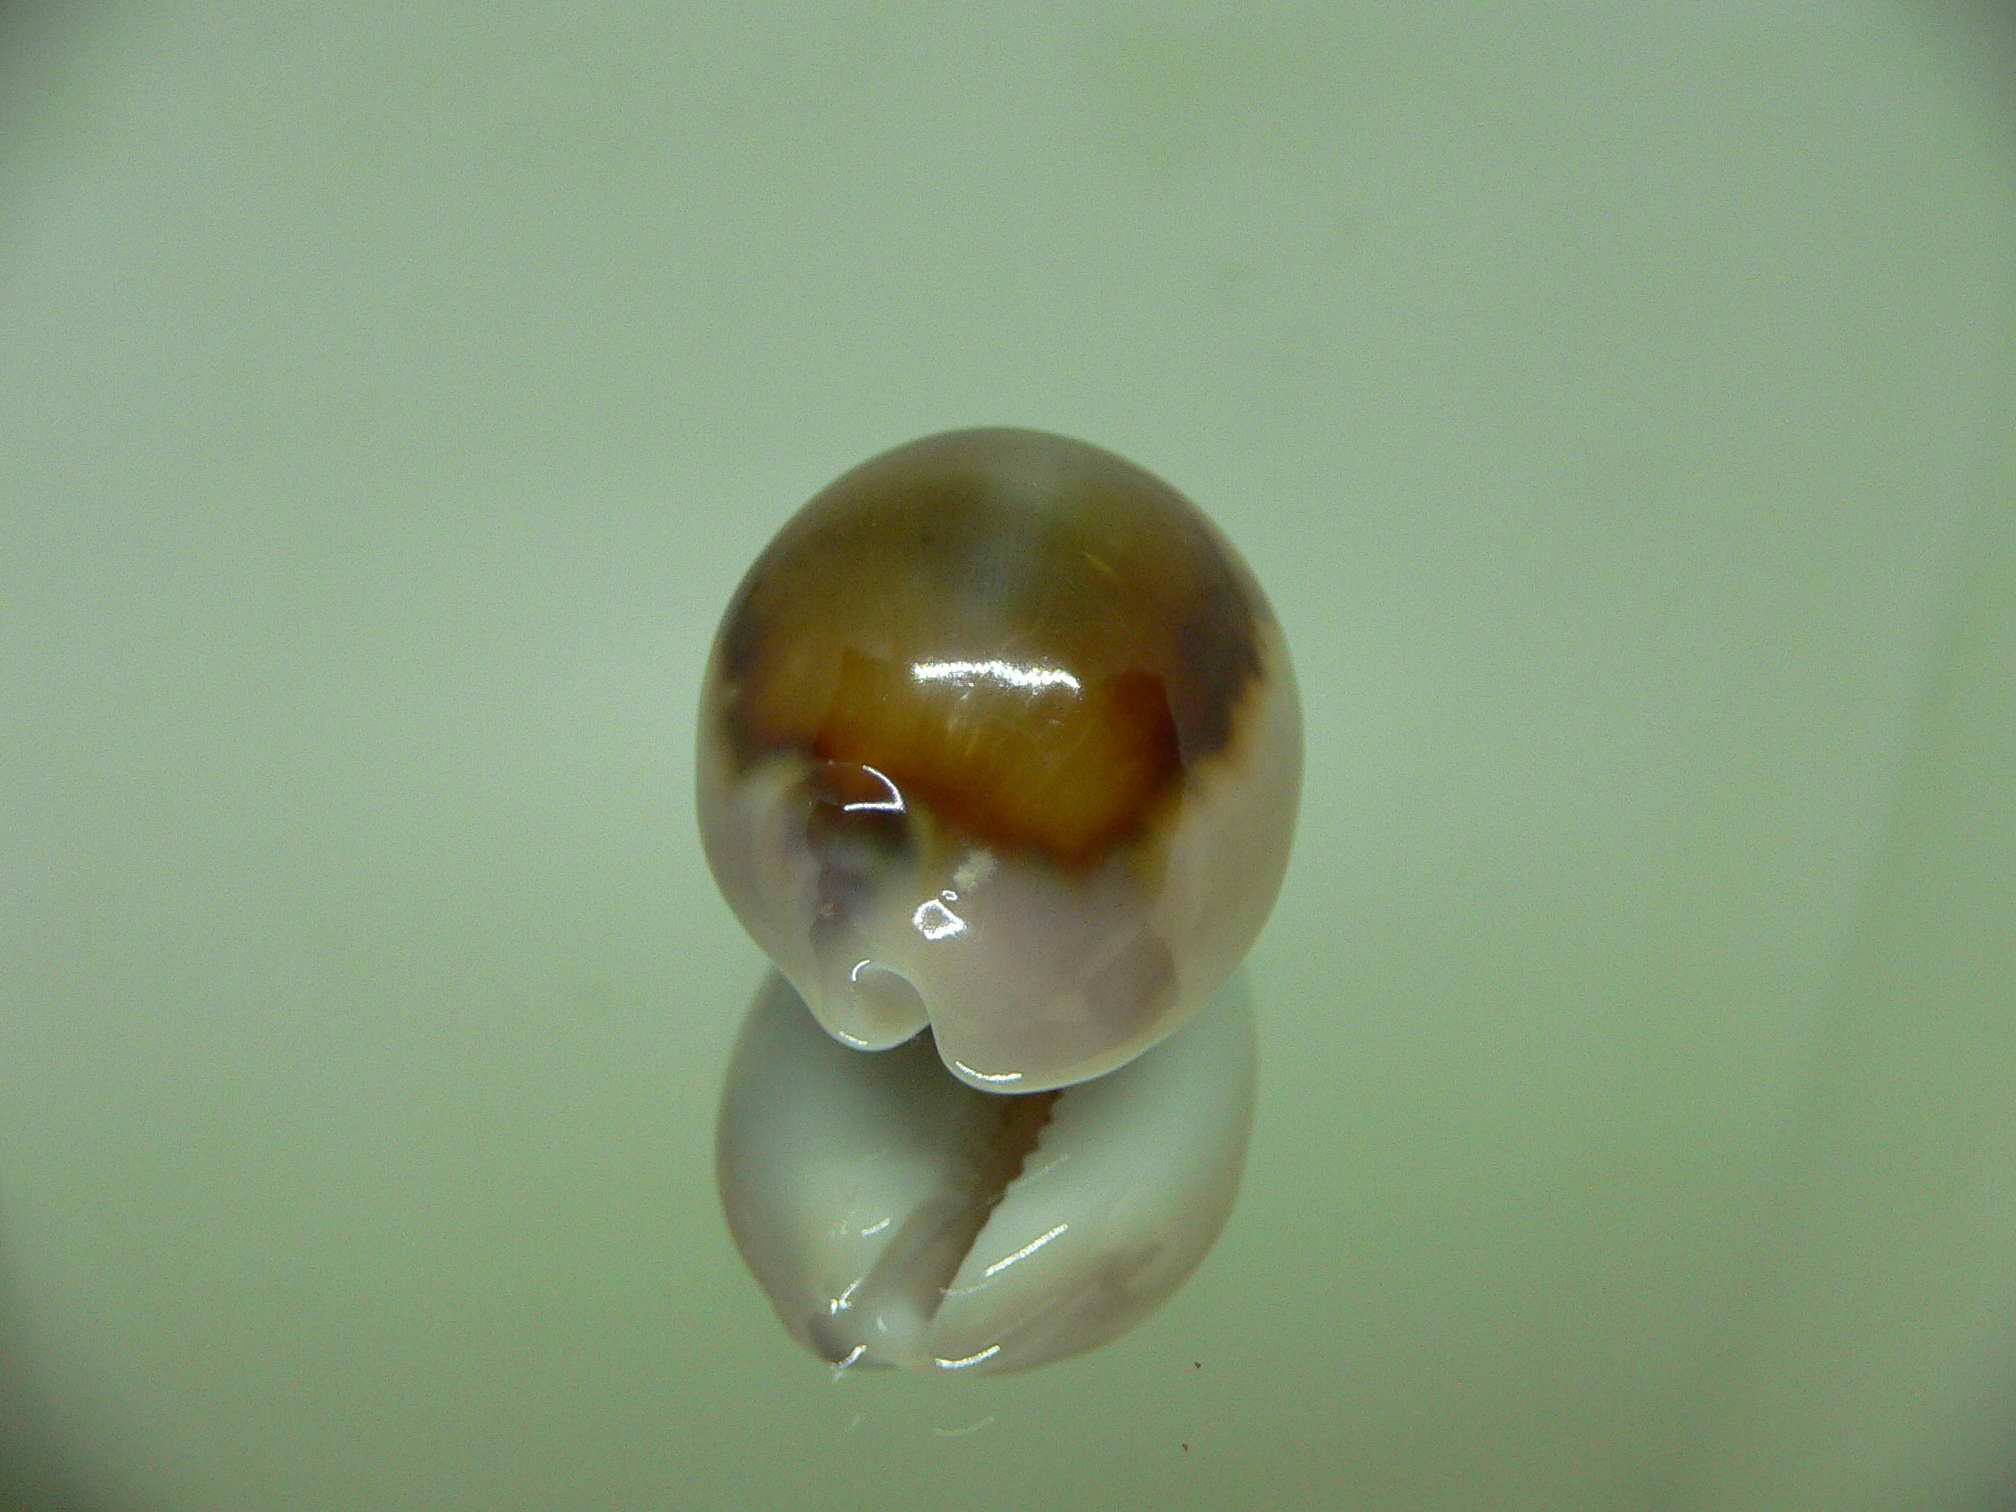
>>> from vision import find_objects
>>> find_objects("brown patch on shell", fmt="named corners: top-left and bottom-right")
top-left (712, 429), bottom-right (1270, 866)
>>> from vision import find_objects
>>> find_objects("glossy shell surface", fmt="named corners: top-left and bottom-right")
top-left (716, 969), bottom-right (1257, 1375)
top-left (698, 428), bottom-right (1300, 1092)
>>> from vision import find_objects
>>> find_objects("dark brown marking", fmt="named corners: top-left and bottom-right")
top-left (710, 429), bottom-right (1270, 865)
top-left (810, 650), bottom-right (1180, 865)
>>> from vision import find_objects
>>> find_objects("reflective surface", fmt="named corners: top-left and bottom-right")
top-left (716, 969), bottom-right (1255, 1375)
top-left (1, 4), bottom-right (2014, 1510)
top-left (697, 429), bottom-right (1300, 1091)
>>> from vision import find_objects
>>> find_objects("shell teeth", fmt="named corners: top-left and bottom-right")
top-left (715, 970), bottom-right (1257, 1375)
top-left (697, 431), bottom-right (1294, 1371)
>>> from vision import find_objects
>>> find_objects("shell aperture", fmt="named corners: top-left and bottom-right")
top-left (715, 970), bottom-right (1257, 1376)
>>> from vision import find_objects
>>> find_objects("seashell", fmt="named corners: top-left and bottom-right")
top-left (697, 428), bottom-right (1300, 1092)
top-left (715, 968), bottom-right (1256, 1375)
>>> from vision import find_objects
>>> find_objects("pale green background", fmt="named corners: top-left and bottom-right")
top-left (2, 4), bottom-right (2014, 1509)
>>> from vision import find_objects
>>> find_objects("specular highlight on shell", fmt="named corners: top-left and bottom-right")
top-left (697, 427), bottom-right (1301, 1095)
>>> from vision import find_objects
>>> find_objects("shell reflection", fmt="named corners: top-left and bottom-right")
top-left (715, 970), bottom-right (1257, 1375)
top-left (696, 428), bottom-right (1301, 1092)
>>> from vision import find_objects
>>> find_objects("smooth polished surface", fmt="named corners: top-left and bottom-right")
top-left (716, 970), bottom-right (1255, 1375)
top-left (698, 428), bottom-right (1300, 1090)
top-left (2, 4), bottom-right (2014, 1511)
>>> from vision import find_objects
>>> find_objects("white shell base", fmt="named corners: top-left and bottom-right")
top-left (714, 970), bottom-right (1257, 1375)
